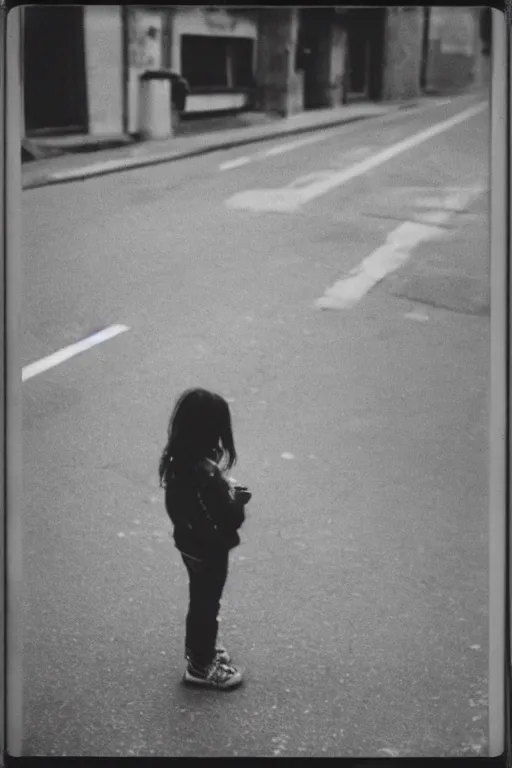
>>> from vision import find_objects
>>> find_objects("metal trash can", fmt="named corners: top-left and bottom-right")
top-left (138, 70), bottom-right (173, 140)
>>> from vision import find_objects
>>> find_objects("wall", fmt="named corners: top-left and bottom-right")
top-left (287, 71), bottom-right (304, 115)
top-left (382, 7), bottom-right (423, 101)
top-left (171, 7), bottom-right (258, 72)
top-left (185, 92), bottom-right (250, 113)
top-left (426, 7), bottom-right (479, 93)
top-left (329, 24), bottom-right (348, 107)
top-left (83, 6), bottom-right (123, 135)
top-left (313, 16), bottom-right (335, 108)
top-left (255, 8), bottom-right (298, 116)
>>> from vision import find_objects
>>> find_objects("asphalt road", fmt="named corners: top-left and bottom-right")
top-left (21, 93), bottom-right (489, 757)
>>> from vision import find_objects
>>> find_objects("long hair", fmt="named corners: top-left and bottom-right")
top-left (159, 388), bottom-right (237, 487)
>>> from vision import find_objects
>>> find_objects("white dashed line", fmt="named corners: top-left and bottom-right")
top-left (217, 99), bottom-right (472, 175)
top-left (22, 324), bottom-right (129, 382)
top-left (404, 311), bottom-right (429, 322)
top-left (218, 128), bottom-right (353, 172)
top-left (219, 156), bottom-right (252, 171)
top-left (260, 132), bottom-right (339, 158)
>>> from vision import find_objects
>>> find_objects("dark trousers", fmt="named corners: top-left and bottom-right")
top-left (181, 552), bottom-right (229, 669)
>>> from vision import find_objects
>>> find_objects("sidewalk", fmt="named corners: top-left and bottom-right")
top-left (21, 97), bottom-right (465, 191)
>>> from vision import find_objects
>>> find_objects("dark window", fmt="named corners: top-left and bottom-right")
top-left (24, 6), bottom-right (88, 134)
top-left (231, 38), bottom-right (254, 87)
top-left (181, 34), bottom-right (254, 90)
top-left (181, 35), bottom-right (228, 88)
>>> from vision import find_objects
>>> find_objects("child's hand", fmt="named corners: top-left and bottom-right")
top-left (234, 486), bottom-right (252, 505)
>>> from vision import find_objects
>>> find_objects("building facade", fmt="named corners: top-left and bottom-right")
top-left (423, 7), bottom-right (487, 93)
top-left (22, 6), bottom-right (124, 137)
top-left (21, 6), bottom-right (491, 140)
top-left (126, 6), bottom-right (259, 132)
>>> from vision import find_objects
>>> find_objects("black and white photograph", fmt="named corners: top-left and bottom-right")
top-left (4, 3), bottom-right (506, 759)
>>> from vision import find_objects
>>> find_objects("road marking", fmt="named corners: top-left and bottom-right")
top-left (219, 156), bottom-right (251, 171)
top-left (316, 221), bottom-right (446, 309)
top-left (217, 98), bottom-right (464, 174)
top-left (260, 131), bottom-right (341, 158)
top-left (21, 324), bottom-right (129, 382)
top-left (226, 102), bottom-right (487, 212)
top-left (219, 133), bottom-right (342, 172)
top-left (404, 311), bottom-right (429, 322)
top-left (315, 185), bottom-right (484, 310)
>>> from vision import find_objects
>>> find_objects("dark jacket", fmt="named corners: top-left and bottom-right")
top-left (164, 458), bottom-right (247, 560)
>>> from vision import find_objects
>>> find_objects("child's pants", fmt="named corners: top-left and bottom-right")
top-left (181, 552), bottom-right (229, 669)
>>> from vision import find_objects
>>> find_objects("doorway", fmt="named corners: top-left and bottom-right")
top-left (296, 8), bottom-right (333, 110)
top-left (344, 8), bottom-right (386, 102)
top-left (23, 6), bottom-right (88, 136)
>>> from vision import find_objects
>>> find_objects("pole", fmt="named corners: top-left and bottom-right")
top-left (488, 6), bottom-right (507, 760)
top-left (4, 5), bottom-right (24, 758)
top-left (0, 2), bottom-right (6, 759)
top-left (420, 6), bottom-right (431, 92)
top-left (121, 6), bottom-right (129, 135)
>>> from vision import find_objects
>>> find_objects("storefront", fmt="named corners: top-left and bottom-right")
top-left (425, 7), bottom-right (480, 93)
top-left (171, 7), bottom-right (258, 114)
top-left (296, 8), bottom-right (345, 110)
top-left (125, 6), bottom-right (258, 132)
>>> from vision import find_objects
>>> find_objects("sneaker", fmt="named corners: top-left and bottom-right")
top-left (183, 658), bottom-right (244, 689)
top-left (185, 645), bottom-right (231, 665)
top-left (215, 644), bottom-right (231, 664)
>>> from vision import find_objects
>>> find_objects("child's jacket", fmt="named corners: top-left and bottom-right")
top-left (164, 458), bottom-right (246, 560)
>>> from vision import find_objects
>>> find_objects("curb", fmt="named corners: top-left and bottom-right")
top-left (23, 114), bottom-right (376, 191)
top-left (22, 95), bottom-right (474, 191)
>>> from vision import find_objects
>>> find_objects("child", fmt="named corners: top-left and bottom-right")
top-left (159, 388), bottom-right (252, 689)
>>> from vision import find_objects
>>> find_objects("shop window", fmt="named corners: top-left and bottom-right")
top-left (181, 34), bottom-right (254, 90)
top-left (230, 38), bottom-right (254, 87)
top-left (181, 35), bottom-right (227, 88)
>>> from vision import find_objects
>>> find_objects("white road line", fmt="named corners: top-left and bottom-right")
top-left (219, 123), bottom-right (371, 171)
top-left (316, 221), bottom-right (446, 310)
top-left (226, 102), bottom-right (487, 212)
top-left (218, 98), bottom-right (465, 174)
top-left (219, 156), bottom-right (252, 171)
top-left (21, 324), bottom-right (129, 382)
top-left (315, 185), bottom-right (484, 310)
top-left (260, 132), bottom-right (339, 158)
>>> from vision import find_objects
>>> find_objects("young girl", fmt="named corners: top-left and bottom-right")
top-left (159, 388), bottom-right (251, 690)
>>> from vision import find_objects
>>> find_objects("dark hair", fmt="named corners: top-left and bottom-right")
top-left (158, 388), bottom-right (237, 487)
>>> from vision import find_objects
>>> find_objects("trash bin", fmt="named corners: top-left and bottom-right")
top-left (138, 70), bottom-right (173, 140)
top-left (138, 70), bottom-right (190, 140)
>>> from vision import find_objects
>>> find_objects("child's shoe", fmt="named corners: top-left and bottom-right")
top-left (183, 658), bottom-right (243, 689)
top-left (215, 644), bottom-right (231, 664)
top-left (185, 645), bottom-right (231, 665)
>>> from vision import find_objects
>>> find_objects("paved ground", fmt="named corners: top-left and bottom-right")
top-left (20, 93), bottom-right (489, 757)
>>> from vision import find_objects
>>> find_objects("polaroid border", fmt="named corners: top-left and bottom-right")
top-left (0, 3), bottom-right (510, 765)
